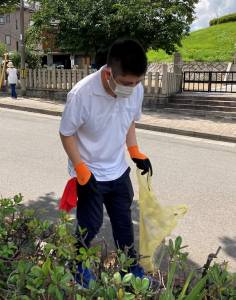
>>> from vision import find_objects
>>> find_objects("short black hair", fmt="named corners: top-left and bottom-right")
top-left (107, 38), bottom-right (147, 76)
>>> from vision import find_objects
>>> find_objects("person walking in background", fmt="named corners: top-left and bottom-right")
top-left (6, 62), bottom-right (18, 99)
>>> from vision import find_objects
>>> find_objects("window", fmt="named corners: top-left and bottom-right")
top-left (16, 19), bottom-right (18, 29)
top-left (0, 15), bottom-right (5, 24)
top-left (16, 41), bottom-right (19, 51)
top-left (5, 35), bottom-right (11, 45)
top-left (6, 14), bottom-right (10, 23)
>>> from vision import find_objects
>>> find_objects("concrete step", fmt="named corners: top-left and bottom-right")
top-left (167, 103), bottom-right (236, 112)
top-left (230, 64), bottom-right (236, 72)
top-left (160, 108), bottom-right (236, 120)
top-left (169, 99), bottom-right (236, 107)
top-left (173, 93), bottom-right (236, 101)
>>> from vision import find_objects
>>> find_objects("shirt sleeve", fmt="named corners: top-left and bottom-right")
top-left (59, 92), bottom-right (88, 136)
top-left (133, 83), bottom-right (144, 121)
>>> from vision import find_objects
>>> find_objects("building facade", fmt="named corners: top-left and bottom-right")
top-left (0, 7), bottom-right (33, 53)
top-left (0, 6), bottom-right (91, 69)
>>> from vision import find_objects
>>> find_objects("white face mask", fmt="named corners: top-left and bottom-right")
top-left (108, 72), bottom-right (134, 98)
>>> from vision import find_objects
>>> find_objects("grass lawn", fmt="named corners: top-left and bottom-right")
top-left (147, 22), bottom-right (236, 62)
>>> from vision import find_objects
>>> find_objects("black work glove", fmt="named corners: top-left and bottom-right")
top-left (77, 173), bottom-right (98, 195)
top-left (132, 158), bottom-right (153, 176)
top-left (128, 145), bottom-right (153, 176)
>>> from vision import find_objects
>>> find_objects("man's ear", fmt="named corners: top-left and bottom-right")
top-left (104, 67), bottom-right (111, 80)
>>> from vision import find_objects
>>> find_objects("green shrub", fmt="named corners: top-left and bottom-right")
top-left (210, 13), bottom-right (236, 26)
top-left (25, 50), bottom-right (42, 69)
top-left (8, 50), bottom-right (42, 69)
top-left (0, 43), bottom-right (7, 58)
top-left (9, 51), bottom-right (21, 68)
top-left (0, 194), bottom-right (236, 300)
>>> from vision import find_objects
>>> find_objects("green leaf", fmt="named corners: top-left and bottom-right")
top-left (168, 239), bottom-right (174, 255)
top-left (124, 292), bottom-right (135, 300)
top-left (61, 272), bottom-right (73, 284)
top-left (42, 258), bottom-right (52, 276)
top-left (113, 272), bottom-right (122, 285)
top-left (58, 224), bottom-right (67, 237)
top-left (85, 259), bottom-right (91, 269)
top-left (166, 261), bottom-right (176, 291)
top-left (101, 272), bottom-right (109, 284)
top-left (141, 277), bottom-right (150, 291)
top-left (26, 284), bottom-right (39, 293)
top-left (107, 287), bottom-right (117, 299)
top-left (88, 279), bottom-right (96, 289)
top-left (120, 253), bottom-right (126, 264)
top-left (122, 273), bottom-right (133, 284)
top-left (76, 295), bottom-right (86, 300)
top-left (135, 277), bottom-right (142, 290)
top-left (79, 247), bottom-right (86, 255)
top-left (20, 296), bottom-right (31, 300)
top-left (177, 270), bottom-right (194, 300)
top-left (30, 266), bottom-right (44, 278)
top-left (184, 276), bottom-right (208, 300)
top-left (55, 266), bottom-right (65, 275)
top-left (159, 290), bottom-right (175, 300)
top-left (175, 236), bottom-right (182, 251)
top-left (48, 284), bottom-right (64, 300)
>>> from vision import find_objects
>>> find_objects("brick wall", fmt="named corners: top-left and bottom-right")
top-left (0, 8), bottom-right (32, 52)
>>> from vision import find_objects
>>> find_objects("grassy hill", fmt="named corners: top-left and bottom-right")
top-left (147, 22), bottom-right (236, 62)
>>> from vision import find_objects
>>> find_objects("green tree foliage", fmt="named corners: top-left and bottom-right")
top-left (9, 49), bottom-right (42, 68)
top-left (0, 0), bottom-right (19, 13)
top-left (28, 0), bottom-right (199, 58)
top-left (0, 42), bottom-right (7, 57)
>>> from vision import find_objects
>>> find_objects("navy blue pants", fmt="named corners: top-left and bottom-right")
top-left (76, 167), bottom-right (136, 258)
top-left (10, 84), bottom-right (17, 98)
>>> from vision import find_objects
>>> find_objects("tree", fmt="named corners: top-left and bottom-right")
top-left (28, 0), bottom-right (199, 59)
top-left (0, 42), bottom-right (7, 57)
top-left (0, 0), bottom-right (19, 13)
top-left (9, 49), bottom-right (42, 68)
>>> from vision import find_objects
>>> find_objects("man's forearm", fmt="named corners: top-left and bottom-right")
top-left (126, 121), bottom-right (138, 148)
top-left (60, 133), bottom-right (81, 167)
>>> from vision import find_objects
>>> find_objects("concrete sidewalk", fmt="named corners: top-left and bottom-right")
top-left (0, 96), bottom-right (236, 143)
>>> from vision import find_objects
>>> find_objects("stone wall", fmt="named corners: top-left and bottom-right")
top-left (148, 62), bottom-right (229, 73)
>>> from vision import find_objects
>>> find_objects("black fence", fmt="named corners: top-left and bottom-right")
top-left (183, 71), bottom-right (236, 93)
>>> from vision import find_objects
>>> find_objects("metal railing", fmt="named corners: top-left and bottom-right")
top-left (183, 71), bottom-right (236, 93)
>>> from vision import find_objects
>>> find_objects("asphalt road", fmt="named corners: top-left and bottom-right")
top-left (0, 108), bottom-right (236, 271)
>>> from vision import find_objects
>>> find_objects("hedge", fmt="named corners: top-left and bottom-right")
top-left (210, 12), bottom-right (236, 26)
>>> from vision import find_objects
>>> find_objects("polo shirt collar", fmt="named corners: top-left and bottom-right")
top-left (92, 65), bottom-right (111, 97)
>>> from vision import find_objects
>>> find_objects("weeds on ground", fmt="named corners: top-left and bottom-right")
top-left (0, 194), bottom-right (235, 299)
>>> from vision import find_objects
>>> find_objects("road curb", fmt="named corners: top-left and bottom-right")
top-left (136, 123), bottom-right (236, 144)
top-left (1, 102), bottom-right (236, 144)
top-left (0, 103), bottom-right (62, 116)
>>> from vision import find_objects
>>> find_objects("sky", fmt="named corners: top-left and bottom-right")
top-left (191, 0), bottom-right (236, 31)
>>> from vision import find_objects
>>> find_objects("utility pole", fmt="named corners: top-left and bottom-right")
top-left (20, 0), bottom-right (26, 96)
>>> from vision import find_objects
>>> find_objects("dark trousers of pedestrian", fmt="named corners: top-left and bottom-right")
top-left (10, 84), bottom-right (17, 98)
top-left (76, 167), bottom-right (137, 260)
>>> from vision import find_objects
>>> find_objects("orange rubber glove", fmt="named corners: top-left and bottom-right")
top-left (75, 161), bottom-right (92, 185)
top-left (128, 145), bottom-right (153, 176)
top-left (75, 161), bottom-right (98, 197)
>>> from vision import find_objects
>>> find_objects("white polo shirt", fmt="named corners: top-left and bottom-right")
top-left (59, 67), bottom-right (144, 181)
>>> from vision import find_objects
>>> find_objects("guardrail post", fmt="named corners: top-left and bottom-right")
top-left (208, 72), bottom-right (212, 92)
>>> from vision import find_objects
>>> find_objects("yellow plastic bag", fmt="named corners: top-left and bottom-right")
top-left (137, 170), bottom-right (188, 271)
